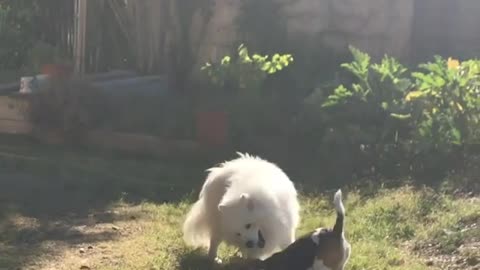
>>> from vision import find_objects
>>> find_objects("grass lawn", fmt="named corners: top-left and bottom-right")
top-left (0, 135), bottom-right (478, 270)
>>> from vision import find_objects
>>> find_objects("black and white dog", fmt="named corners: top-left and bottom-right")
top-left (248, 190), bottom-right (351, 270)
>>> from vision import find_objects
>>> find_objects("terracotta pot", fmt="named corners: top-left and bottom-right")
top-left (195, 111), bottom-right (228, 147)
top-left (41, 64), bottom-right (72, 79)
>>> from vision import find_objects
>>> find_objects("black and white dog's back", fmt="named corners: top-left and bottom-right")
top-left (250, 190), bottom-right (350, 270)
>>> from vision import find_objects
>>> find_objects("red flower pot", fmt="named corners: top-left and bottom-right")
top-left (41, 64), bottom-right (72, 79)
top-left (195, 111), bottom-right (228, 147)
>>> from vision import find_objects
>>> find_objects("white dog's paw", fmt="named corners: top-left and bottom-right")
top-left (214, 257), bottom-right (223, 264)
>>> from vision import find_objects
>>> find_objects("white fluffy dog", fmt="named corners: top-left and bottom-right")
top-left (183, 153), bottom-right (300, 262)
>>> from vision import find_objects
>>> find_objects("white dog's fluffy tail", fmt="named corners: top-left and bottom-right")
top-left (333, 189), bottom-right (345, 236)
top-left (183, 198), bottom-right (211, 248)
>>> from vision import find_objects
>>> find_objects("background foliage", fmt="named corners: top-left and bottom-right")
top-left (0, 0), bottom-right (41, 71)
top-left (2, 2), bottom-right (480, 187)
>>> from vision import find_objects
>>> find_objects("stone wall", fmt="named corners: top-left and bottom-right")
top-left (412, 0), bottom-right (480, 62)
top-left (196, 0), bottom-right (480, 66)
top-left (281, 0), bottom-right (415, 60)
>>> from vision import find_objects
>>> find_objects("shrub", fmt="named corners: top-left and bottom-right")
top-left (322, 46), bottom-right (413, 133)
top-left (299, 47), bottom-right (480, 181)
top-left (0, 1), bottom-right (42, 70)
top-left (409, 57), bottom-right (480, 151)
top-left (308, 47), bottom-right (414, 178)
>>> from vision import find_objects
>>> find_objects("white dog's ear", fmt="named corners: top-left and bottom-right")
top-left (240, 193), bottom-right (250, 201)
top-left (218, 197), bottom-right (233, 212)
top-left (240, 193), bottom-right (254, 211)
top-left (218, 200), bottom-right (230, 212)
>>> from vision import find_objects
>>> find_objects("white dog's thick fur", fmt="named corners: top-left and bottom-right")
top-left (183, 153), bottom-right (300, 261)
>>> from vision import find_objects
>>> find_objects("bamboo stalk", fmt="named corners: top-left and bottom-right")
top-left (74, 0), bottom-right (87, 75)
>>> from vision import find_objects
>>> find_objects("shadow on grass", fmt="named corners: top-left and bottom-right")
top-left (1, 134), bottom-right (476, 269)
top-left (0, 135), bottom-right (210, 269)
top-left (178, 250), bottom-right (214, 270)
top-left (178, 249), bottom-right (252, 270)
top-left (0, 215), bottom-right (122, 269)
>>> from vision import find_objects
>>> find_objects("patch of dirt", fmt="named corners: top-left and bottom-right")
top-left (6, 206), bottom-right (145, 270)
top-left (413, 221), bottom-right (479, 270)
top-left (421, 242), bottom-right (479, 270)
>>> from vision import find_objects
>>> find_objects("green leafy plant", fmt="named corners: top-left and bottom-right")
top-left (200, 44), bottom-right (294, 143)
top-left (322, 46), bottom-right (412, 119)
top-left (293, 47), bottom-right (416, 179)
top-left (201, 44), bottom-right (293, 93)
top-left (408, 57), bottom-right (480, 150)
top-left (320, 46), bottom-right (413, 148)
top-left (0, 1), bottom-right (41, 70)
top-left (314, 48), bottom-right (480, 178)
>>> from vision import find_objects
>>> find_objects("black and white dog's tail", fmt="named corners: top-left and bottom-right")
top-left (332, 189), bottom-right (345, 237)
